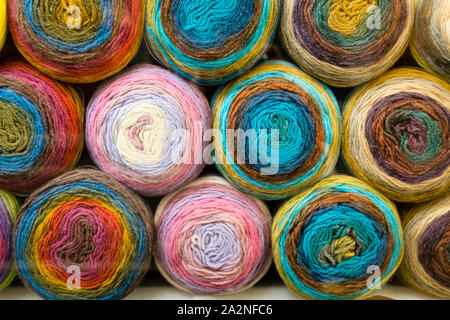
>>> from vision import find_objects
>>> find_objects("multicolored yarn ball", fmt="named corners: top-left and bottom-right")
top-left (8, 0), bottom-right (145, 83)
top-left (342, 68), bottom-right (450, 203)
top-left (155, 176), bottom-right (272, 295)
top-left (272, 175), bottom-right (404, 300)
top-left (145, 0), bottom-right (280, 85)
top-left (280, 0), bottom-right (415, 87)
top-left (0, 61), bottom-right (83, 195)
top-left (0, 189), bottom-right (19, 291)
top-left (411, 0), bottom-right (450, 80)
top-left (398, 192), bottom-right (450, 299)
top-left (212, 60), bottom-right (341, 200)
top-left (14, 169), bottom-right (155, 300)
top-left (0, 0), bottom-right (6, 52)
top-left (86, 64), bottom-right (211, 197)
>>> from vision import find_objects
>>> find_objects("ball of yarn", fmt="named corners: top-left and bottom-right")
top-left (398, 192), bottom-right (450, 299)
top-left (213, 60), bottom-right (341, 200)
top-left (155, 176), bottom-right (272, 295)
top-left (411, 0), bottom-right (450, 80)
top-left (342, 68), bottom-right (450, 203)
top-left (145, 0), bottom-right (280, 85)
top-left (0, 61), bottom-right (83, 195)
top-left (8, 0), bottom-right (145, 83)
top-left (86, 64), bottom-right (211, 197)
top-left (0, 0), bottom-right (6, 52)
top-left (0, 189), bottom-right (19, 291)
top-left (14, 169), bottom-right (155, 300)
top-left (272, 175), bottom-right (404, 300)
top-left (280, 0), bottom-right (415, 87)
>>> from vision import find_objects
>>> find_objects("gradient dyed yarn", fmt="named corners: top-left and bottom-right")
top-left (8, 0), bottom-right (145, 83)
top-left (86, 64), bottom-right (211, 197)
top-left (145, 0), bottom-right (280, 85)
top-left (411, 0), bottom-right (450, 80)
top-left (0, 62), bottom-right (83, 195)
top-left (272, 175), bottom-right (403, 300)
top-left (14, 169), bottom-right (155, 300)
top-left (343, 68), bottom-right (450, 203)
top-left (0, 189), bottom-right (19, 291)
top-left (155, 176), bottom-right (272, 295)
top-left (280, 0), bottom-right (415, 87)
top-left (398, 192), bottom-right (450, 299)
top-left (213, 60), bottom-right (341, 200)
top-left (0, 0), bottom-right (6, 51)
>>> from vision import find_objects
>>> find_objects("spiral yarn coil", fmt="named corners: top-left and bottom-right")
top-left (343, 68), bottom-right (450, 203)
top-left (272, 175), bottom-right (404, 300)
top-left (8, 0), bottom-right (145, 83)
top-left (411, 0), bottom-right (450, 80)
top-left (155, 176), bottom-right (272, 295)
top-left (280, 0), bottom-right (415, 87)
top-left (213, 60), bottom-right (341, 200)
top-left (0, 189), bottom-right (19, 291)
top-left (0, 61), bottom-right (83, 195)
top-left (14, 169), bottom-right (155, 300)
top-left (398, 192), bottom-right (450, 299)
top-left (86, 64), bottom-right (211, 197)
top-left (0, 0), bottom-right (6, 52)
top-left (145, 0), bottom-right (280, 85)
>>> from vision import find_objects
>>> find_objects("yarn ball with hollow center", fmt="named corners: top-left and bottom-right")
top-left (0, 0), bottom-right (6, 52)
top-left (272, 175), bottom-right (404, 300)
top-left (14, 169), bottom-right (155, 300)
top-left (8, 0), bottom-right (145, 83)
top-left (398, 192), bottom-right (450, 299)
top-left (0, 189), bottom-right (19, 291)
top-left (155, 176), bottom-right (272, 295)
top-left (212, 60), bottom-right (341, 200)
top-left (411, 0), bottom-right (450, 80)
top-left (280, 0), bottom-right (415, 87)
top-left (342, 68), bottom-right (450, 203)
top-left (86, 64), bottom-right (211, 197)
top-left (145, 0), bottom-right (280, 85)
top-left (0, 61), bottom-right (83, 195)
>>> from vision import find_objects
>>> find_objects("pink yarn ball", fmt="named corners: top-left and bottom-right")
top-left (155, 176), bottom-right (272, 295)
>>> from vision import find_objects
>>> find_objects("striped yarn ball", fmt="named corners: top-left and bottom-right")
top-left (213, 60), bottom-right (341, 200)
top-left (0, 61), bottom-right (83, 195)
top-left (272, 175), bottom-right (404, 300)
top-left (14, 169), bottom-right (155, 300)
top-left (0, 189), bottom-right (19, 291)
top-left (398, 192), bottom-right (450, 299)
top-left (8, 0), bottom-right (145, 83)
top-left (343, 68), bottom-right (450, 203)
top-left (411, 0), bottom-right (450, 80)
top-left (0, 0), bottom-right (6, 51)
top-left (86, 64), bottom-right (211, 197)
top-left (145, 0), bottom-right (280, 85)
top-left (155, 176), bottom-right (272, 295)
top-left (280, 0), bottom-right (415, 87)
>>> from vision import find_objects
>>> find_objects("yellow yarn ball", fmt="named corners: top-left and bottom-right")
top-left (280, 0), bottom-right (415, 87)
top-left (0, 0), bottom-right (6, 51)
top-left (343, 68), bottom-right (450, 203)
